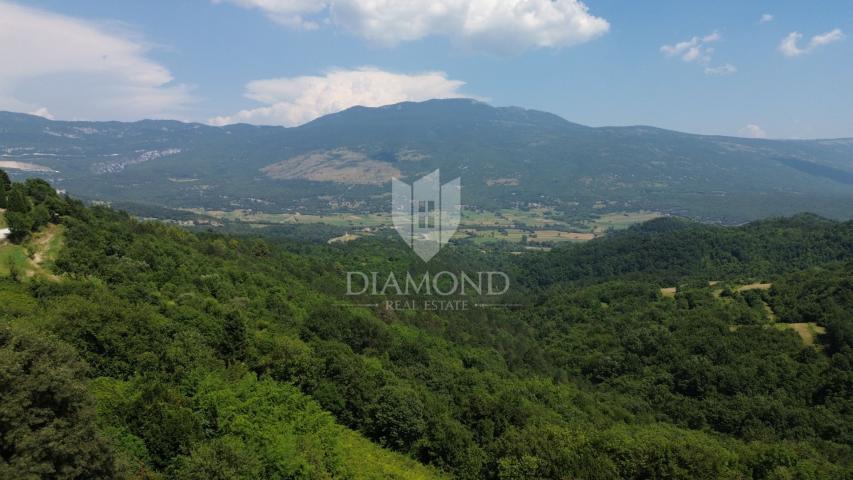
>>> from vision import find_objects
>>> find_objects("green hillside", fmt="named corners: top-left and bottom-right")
top-left (0, 175), bottom-right (444, 479)
top-left (1, 172), bottom-right (852, 478)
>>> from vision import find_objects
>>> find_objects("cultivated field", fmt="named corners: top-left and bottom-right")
top-left (587, 211), bottom-right (665, 233)
top-left (187, 207), bottom-right (660, 245)
top-left (183, 208), bottom-right (391, 227)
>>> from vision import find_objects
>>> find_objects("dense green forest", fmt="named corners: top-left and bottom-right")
top-left (1, 170), bottom-right (852, 479)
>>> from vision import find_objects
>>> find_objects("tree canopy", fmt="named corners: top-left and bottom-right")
top-left (0, 177), bottom-right (851, 479)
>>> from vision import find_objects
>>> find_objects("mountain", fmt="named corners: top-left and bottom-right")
top-left (2, 99), bottom-right (853, 222)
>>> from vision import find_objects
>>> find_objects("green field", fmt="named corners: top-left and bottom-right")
top-left (339, 430), bottom-right (446, 479)
top-left (459, 228), bottom-right (596, 244)
top-left (189, 207), bottom-right (662, 245)
top-left (184, 208), bottom-right (391, 227)
top-left (0, 243), bottom-right (29, 277)
top-left (585, 211), bottom-right (665, 233)
top-left (460, 207), bottom-right (563, 228)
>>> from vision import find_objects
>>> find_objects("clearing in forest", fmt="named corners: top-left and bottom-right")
top-left (328, 233), bottom-right (360, 244)
top-left (0, 223), bottom-right (64, 280)
top-left (736, 283), bottom-right (772, 292)
top-left (660, 287), bottom-right (677, 298)
top-left (774, 323), bottom-right (827, 347)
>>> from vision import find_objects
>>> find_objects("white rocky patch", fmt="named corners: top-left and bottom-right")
top-left (91, 148), bottom-right (182, 174)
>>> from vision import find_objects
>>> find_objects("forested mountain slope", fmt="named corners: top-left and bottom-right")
top-left (0, 174), bottom-right (444, 479)
top-left (519, 214), bottom-right (853, 286)
top-left (3, 99), bottom-right (853, 221)
top-left (1, 172), bottom-right (852, 479)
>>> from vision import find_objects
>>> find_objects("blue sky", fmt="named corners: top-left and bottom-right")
top-left (1, 0), bottom-right (850, 138)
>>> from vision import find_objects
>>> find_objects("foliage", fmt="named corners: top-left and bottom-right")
top-left (0, 325), bottom-right (113, 479)
top-left (0, 168), bottom-right (11, 190)
top-left (1, 178), bottom-right (852, 478)
top-left (1, 178), bottom-right (74, 242)
top-left (0, 174), bottom-right (8, 208)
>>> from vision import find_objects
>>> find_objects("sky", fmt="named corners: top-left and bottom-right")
top-left (0, 0), bottom-right (850, 139)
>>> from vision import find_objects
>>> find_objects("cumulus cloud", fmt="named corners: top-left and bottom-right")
top-left (209, 67), bottom-right (472, 126)
top-left (215, 0), bottom-right (610, 54)
top-left (759, 14), bottom-right (773, 24)
top-left (661, 31), bottom-right (734, 75)
top-left (779, 28), bottom-right (845, 57)
top-left (739, 124), bottom-right (767, 139)
top-left (0, 2), bottom-right (193, 120)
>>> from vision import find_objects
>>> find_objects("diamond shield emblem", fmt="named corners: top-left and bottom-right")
top-left (391, 170), bottom-right (461, 262)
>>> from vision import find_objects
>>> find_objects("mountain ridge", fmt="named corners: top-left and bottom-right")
top-left (2, 99), bottom-right (853, 223)
top-left (4, 101), bottom-right (852, 141)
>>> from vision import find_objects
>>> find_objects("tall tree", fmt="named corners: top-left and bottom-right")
top-left (0, 179), bottom-right (7, 208)
top-left (6, 184), bottom-right (30, 213)
top-left (0, 326), bottom-right (114, 479)
top-left (0, 168), bottom-right (10, 190)
top-left (220, 309), bottom-right (247, 364)
top-left (5, 210), bottom-right (33, 242)
top-left (0, 169), bottom-right (10, 208)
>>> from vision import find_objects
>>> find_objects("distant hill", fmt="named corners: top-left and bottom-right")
top-left (2, 99), bottom-right (853, 222)
top-left (520, 213), bottom-right (853, 287)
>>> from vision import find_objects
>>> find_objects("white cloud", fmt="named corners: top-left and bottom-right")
top-left (215, 0), bottom-right (609, 54)
top-left (681, 45), bottom-right (702, 62)
top-left (739, 124), bottom-right (767, 139)
top-left (702, 31), bottom-right (721, 43)
top-left (705, 64), bottom-right (737, 76)
top-left (779, 32), bottom-right (806, 56)
top-left (661, 31), bottom-right (733, 74)
top-left (660, 31), bottom-right (720, 64)
top-left (0, 2), bottom-right (193, 121)
top-left (810, 28), bottom-right (845, 47)
top-left (779, 28), bottom-right (845, 57)
top-left (213, 0), bottom-right (325, 29)
top-left (28, 107), bottom-right (55, 120)
top-left (660, 37), bottom-right (700, 57)
top-left (759, 14), bottom-right (773, 24)
top-left (209, 67), bottom-right (472, 126)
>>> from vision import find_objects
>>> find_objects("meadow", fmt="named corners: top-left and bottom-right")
top-left (187, 207), bottom-right (663, 245)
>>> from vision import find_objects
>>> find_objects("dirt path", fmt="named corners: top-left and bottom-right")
top-left (776, 323), bottom-right (827, 346)
top-left (24, 224), bottom-right (63, 280)
top-left (31, 224), bottom-right (59, 265)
